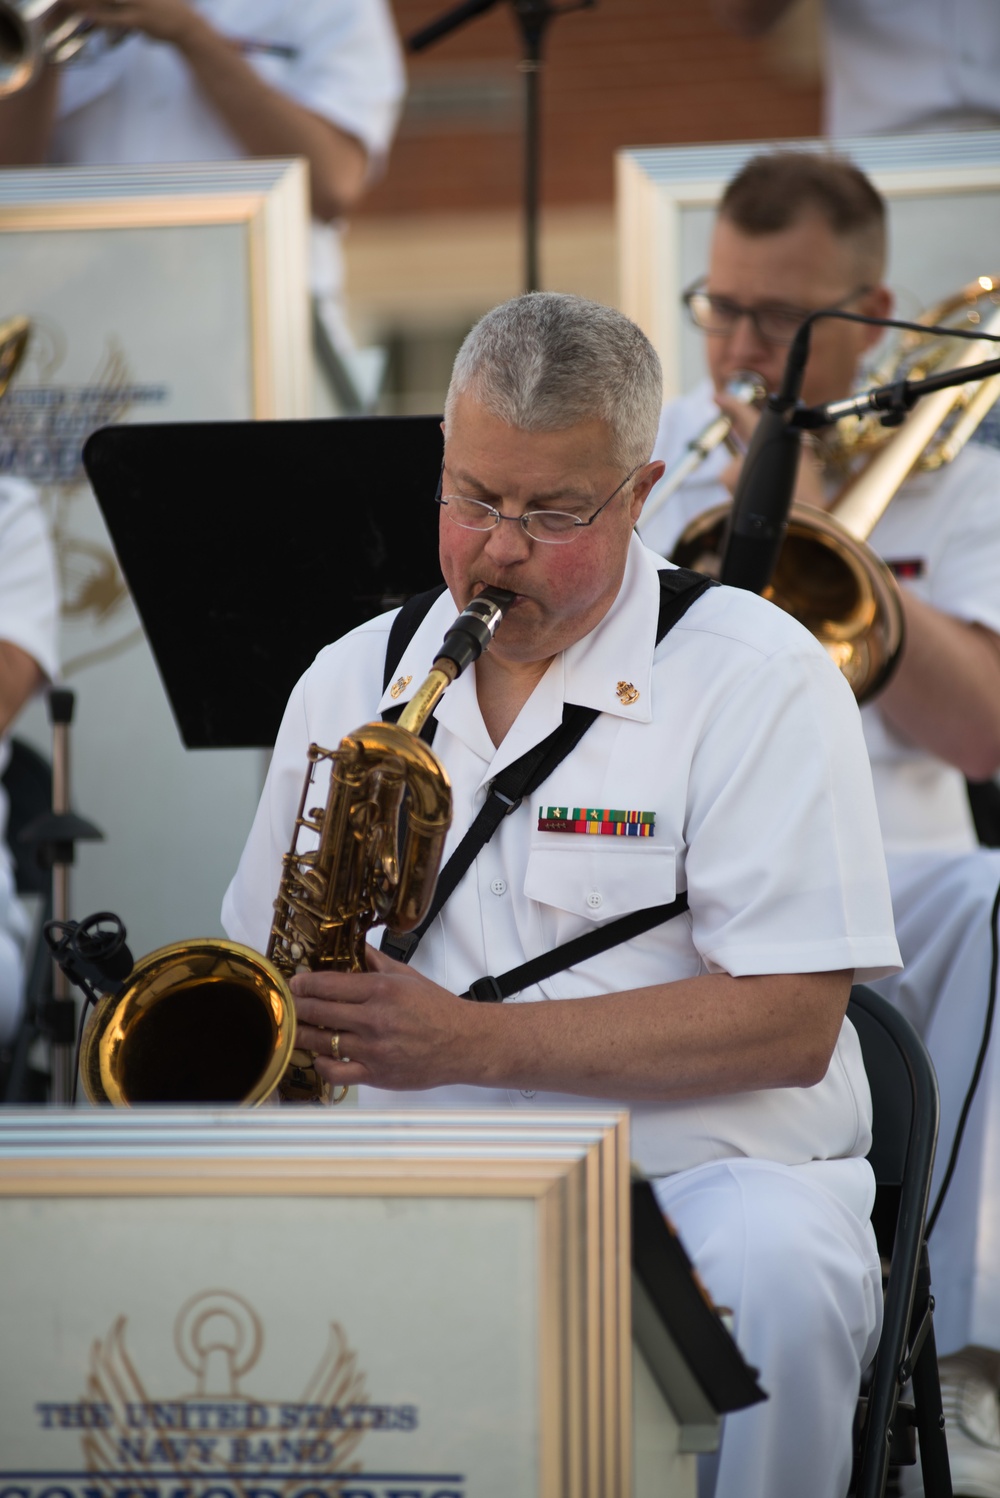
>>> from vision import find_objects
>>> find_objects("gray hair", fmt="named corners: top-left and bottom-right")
top-left (444, 293), bottom-right (663, 470)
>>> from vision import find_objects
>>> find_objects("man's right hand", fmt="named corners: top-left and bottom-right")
top-left (714, 386), bottom-right (830, 512)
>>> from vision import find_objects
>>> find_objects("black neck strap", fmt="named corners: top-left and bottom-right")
top-left (380, 569), bottom-right (717, 988)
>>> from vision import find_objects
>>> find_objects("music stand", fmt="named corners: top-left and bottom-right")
top-left (82, 417), bottom-right (444, 749)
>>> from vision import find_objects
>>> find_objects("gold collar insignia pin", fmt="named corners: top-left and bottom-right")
top-left (616, 681), bottom-right (639, 705)
top-left (390, 675), bottom-right (412, 700)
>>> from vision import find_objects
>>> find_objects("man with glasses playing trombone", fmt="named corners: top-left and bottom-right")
top-left (226, 290), bottom-right (902, 1498)
top-left (640, 149), bottom-right (1000, 1498)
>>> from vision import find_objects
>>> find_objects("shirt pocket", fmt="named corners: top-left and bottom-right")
top-left (523, 839), bottom-right (677, 924)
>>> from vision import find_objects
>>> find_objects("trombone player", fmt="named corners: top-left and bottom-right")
top-left (641, 150), bottom-right (1000, 1498)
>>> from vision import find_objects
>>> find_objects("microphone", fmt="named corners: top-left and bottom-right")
top-left (45, 912), bottom-right (134, 1001)
top-left (718, 320), bottom-right (813, 593)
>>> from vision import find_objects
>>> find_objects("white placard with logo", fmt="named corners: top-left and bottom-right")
top-left (0, 1110), bottom-right (636, 1498)
top-left (0, 160), bottom-right (310, 959)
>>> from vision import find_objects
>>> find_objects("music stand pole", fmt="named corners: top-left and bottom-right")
top-left (17, 689), bottom-right (104, 1103)
top-left (49, 691), bottom-right (79, 1103)
top-left (408, 0), bottom-right (595, 295)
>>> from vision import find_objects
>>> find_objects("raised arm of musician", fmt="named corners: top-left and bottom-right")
top-left (66, 0), bottom-right (373, 217)
top-left (0, 0), bottom-right (405, 225)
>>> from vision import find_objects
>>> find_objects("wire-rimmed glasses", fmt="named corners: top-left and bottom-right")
top-left (436, 464), bottom-right (644, 544)
top-left (682, 277), bottom-right (871, 346)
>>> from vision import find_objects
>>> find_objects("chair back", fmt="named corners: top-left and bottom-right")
top-left (1, 737), bottom-right (52, 899)
top-left (848, 984), bottom-right (946, 1498)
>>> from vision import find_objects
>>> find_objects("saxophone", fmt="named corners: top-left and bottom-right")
top-left (76, 587), bottom-right (514, 1107)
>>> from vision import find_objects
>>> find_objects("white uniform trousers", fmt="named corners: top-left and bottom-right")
top-left (872, 848), bottom-right (1000, 1358)
top-left (654, 1158), bottom-right (882, 1498)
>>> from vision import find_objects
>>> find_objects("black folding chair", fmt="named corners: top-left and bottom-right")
top-left (967, 778), bottom-right (1000, 848)
top-left (849, 983), bottom-right (952, 1498)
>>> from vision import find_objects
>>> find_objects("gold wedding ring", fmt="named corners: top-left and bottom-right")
top-left (329, 1032), bottom-right (340, 1062)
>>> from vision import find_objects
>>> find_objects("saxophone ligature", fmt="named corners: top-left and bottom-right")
top-left (57, 587), bottom-right (514, 1108)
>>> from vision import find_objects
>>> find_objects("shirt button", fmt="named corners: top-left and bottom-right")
top-left (490, 878), bottom-right (507, 896)
top-left (587, 890), bottom-right (603, 910)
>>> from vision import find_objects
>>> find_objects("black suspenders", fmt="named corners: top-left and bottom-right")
top-left (380, 569), bottom-right (718, 999)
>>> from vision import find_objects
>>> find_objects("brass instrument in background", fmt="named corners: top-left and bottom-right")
top-left (77, 588), bottom-right (514, 1108)
top-left (0, 315), bottom-right (29, 398)
top-left (0, 1), bottom-right (120, 94)
top-left (672, 277), bottom-right (1000, 702)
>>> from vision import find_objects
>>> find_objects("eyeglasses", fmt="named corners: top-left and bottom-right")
top-left (436, 464), bottom-right (644, 544)
top-left (682, 278), bottom-right (871, 346)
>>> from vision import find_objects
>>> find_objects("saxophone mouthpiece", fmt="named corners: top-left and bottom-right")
top-left (434, 587), bottom-right (516, 677)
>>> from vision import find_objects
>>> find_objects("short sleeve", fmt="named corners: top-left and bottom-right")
top-left (683, 640), bottom-right (900, 982)
top-left (0, 479), bottom-right (59, 683)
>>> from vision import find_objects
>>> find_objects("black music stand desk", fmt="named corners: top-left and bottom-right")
top-left (83, 416), bottom-right (445, 749)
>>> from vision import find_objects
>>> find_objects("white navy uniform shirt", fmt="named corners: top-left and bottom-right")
top-left (224, 534), bottom-right (900, 1197)
top-left (49, 0), bottom-right (406, 301)
top-left (0, 479), bottom-right (59, 711)
top-left (645, 379), bottom-right (1000, 854)
top-left (822, 0), bottom-right (1000, 136)
top-left (0, 479), bottom-right (59, 1038)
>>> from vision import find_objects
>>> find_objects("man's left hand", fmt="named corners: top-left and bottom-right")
top-left (291, 947), bottom-right (483, 1094)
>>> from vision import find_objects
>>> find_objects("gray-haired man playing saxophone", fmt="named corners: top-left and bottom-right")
top-left (225, 290), bottom-right (901, 1498)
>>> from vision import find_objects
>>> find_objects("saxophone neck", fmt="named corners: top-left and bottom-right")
top-left (397, 664), bottom-right (456, 736)
top-left (393, 586), bottom-right (514, 736)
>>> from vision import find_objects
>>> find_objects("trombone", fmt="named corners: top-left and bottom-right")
top-left (671, 277), bottom-right (1000, 702)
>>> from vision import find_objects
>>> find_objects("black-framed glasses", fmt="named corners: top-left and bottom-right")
top-left (435, 463), bottom-right (644, 544)
top-left (682, 278), bottom-right (871, 346)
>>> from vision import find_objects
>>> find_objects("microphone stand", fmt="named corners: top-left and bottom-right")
top-left (408, 0), bottom-right (595, 294)
top-left (794, 354), bottom-right (1000, 430)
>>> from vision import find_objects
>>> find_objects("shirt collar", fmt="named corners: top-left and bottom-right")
top-left (558, 532), bottom-right (664, 724)
top-left (377, 534), bottom-right (668, 732)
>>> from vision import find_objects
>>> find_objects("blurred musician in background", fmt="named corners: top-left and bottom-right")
top-left (0, 0), bottom-right (406, 355)
top-left (224, 291), bottom-right (903, 1498)
top-left (713, 0), bottom-right (1000, 137)
top-left (641, 150), bottom-right (1000, 1496)
top-left (0, 475), bottom-right (58, 1045)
